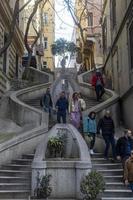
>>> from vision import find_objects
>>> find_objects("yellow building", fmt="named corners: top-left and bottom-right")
top-left (0, 0), bottom-right (24, 97)
top-left (42, 0), bottom-right (55, 71)
top-left (23, 0), bottom-right (55, 71)
top-left (75, 0), bottom-right (103, 71)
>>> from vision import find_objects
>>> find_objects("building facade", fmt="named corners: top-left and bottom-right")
top-left (0, 0), bottom-right (24, 97)
top-left (102, 0), bottom-right (133, 128)
top-left (42, 0), bottom-right (55, 71)
top-left (75, 0), bottom-right (103, 71)
top-left (23, 0), bottom-right (55, 71)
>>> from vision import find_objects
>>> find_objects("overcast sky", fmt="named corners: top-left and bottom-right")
top-left (55, 0), bottom-right (75, 41)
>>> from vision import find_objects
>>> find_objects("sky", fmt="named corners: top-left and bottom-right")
top-left (55, 0), bottom-right (75, 41)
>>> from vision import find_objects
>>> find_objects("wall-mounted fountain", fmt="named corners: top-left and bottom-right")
top-left (32, 124), bottom-right (91, 199)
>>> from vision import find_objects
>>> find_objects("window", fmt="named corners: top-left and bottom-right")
top-left (129, 21), bottom-right (133, 69)
top-left (111, 0), bottom-right (116, 28)
top-left (43, 61), bottom-right (47, 68)
top-left (88, 12), bottom-right (93, 26)
top-left (43, 13), bottom-right (48, 25)
top-left (44, 37), bottom-right (48, 49)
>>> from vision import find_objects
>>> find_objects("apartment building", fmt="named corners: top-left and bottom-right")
top-left (75, 0), bottom-right (103, 71)
top-left (0, 0), bottom-right (24, 97)
top-left (102, 0), bottom-right (133, 128)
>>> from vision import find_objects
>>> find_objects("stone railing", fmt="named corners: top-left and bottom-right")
top-left (10, 82), bottom-right (51, 128)
top-left (0, 69), bottom-right (53, 166)
top-left (23, 67), bottom-right (54, 84)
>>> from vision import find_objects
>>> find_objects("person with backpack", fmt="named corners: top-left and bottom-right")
top-left (41, 88), bottom-right (53, 114)
top-left (83, 112), bottom-right (97, 155)
top-left (91, 70), bottom-right (105, 101)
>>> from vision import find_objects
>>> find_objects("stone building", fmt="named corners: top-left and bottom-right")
top-left (102, 0), bottom-right (133, 129)
top-left (75, 0), bottom-right (103, 71)
top-left (0, 0), bottom-right (24, 97)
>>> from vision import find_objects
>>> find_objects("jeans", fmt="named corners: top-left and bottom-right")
top-left (103, 134), bottom-right (116, 159)
top-left (90, 133), bottom-right (96, 149)
top-left (43, 106), bottom-right (52, 114)
top-left (57, 111), bottom-right (66, 124)
top-left (95, 85), bottom-right (105, 101)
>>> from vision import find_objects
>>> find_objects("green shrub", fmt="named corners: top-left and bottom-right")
top-left (36, 174), bottom-right (52, 199)
top-left (48, 136), bottom-right (64, 157)
top-left (80, 171), bottom-right (105, 200)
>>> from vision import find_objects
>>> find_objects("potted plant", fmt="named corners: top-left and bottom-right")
top-left (35, 174), bottom-right (52, 199)
top-left (47, 136), bottom-right (64, 157)
top-left (80, 171), bottom-right (105, 200)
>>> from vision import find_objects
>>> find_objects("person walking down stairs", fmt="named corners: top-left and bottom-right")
top-left (116, 129), bottom-right (133, 168)
top-left (124, 150), bottom-right (133, 192)
top-left (83, 112), bottom-right (97, 155)
top-left (97, 110), bottom-right (116, 161)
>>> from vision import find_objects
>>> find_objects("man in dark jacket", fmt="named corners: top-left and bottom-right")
top-left (97, 110), bottom-right (116, 160)
top-left (55, 91), bottom-right (68, 123)
top-left (42, 87), bottom-right (53, 113)
top-left (116, 129), bottom-right (133, 167)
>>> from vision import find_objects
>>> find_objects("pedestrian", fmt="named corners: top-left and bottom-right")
top-left (78, 93), bottom-right (86, 111)
top-left (97, 110), bottom-right (116, 160)
top-left (116, 129), bottom-right (133, 168)
top-left (42, 87), bottom-right (53, 114)
top-left (91, 69), bottom-right (105, 101)
top-left (124, 150), bottom-right (133, 192)
top-left (55, 91), bottom-right (68, 124)
top-left (83, 112), bottom-right (97, 155)
top-left (69, 92), bottom-right (82, 130)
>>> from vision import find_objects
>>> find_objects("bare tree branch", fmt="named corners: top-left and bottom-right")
top-left (0, 0), bottom-right (34, 56)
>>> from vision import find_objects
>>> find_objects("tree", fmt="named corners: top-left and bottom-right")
top-left (51, 38), bottom-right (77, 68)
top-left (0, 0), bottom-right (33, 56)
top-left (24, 0), bottom-right (48, 67)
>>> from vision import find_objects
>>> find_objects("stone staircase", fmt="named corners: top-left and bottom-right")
top-left (92, 153), bottom-right (133, 200)
top-left (0, 153), bottom-right (34, 199)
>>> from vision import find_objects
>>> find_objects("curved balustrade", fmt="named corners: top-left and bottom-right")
top-left (0, 70), bottom-right (53, 166)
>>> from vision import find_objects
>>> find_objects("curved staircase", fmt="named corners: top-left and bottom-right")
top-left (0, 68), bottom-right (132, 199)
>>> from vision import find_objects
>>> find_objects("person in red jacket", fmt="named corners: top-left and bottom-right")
top-left (91, 70), bottom-right (105, 101)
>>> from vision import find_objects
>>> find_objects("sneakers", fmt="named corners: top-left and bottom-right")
top-left (90, 149), bottom-right (94, 155)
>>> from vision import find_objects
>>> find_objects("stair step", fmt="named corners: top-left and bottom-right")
top-left (93, 163), bottom-right (122, 169)
top-left (0, 176), bottom-right (31, 183)
top-left (0, 183), bottom-right (30, 190)
top-left (103, 189), bottom-right (133, 197)
top-left (98, 169), bottom-right (123, 175)
top-left (12, 159), bottom-right (33, 165)
top-left (0, 176), bottom-right (30, 183)
top-left (105, 182), bottom-right (126, 189)
top-left (0, 190), bottom-right (30, 198)
top-left (2, 164), bottom-right (31, 170)
top-left (0, 170), bottom-right (31, 176)
top-left (103, 175), bottom-right (123, 182)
